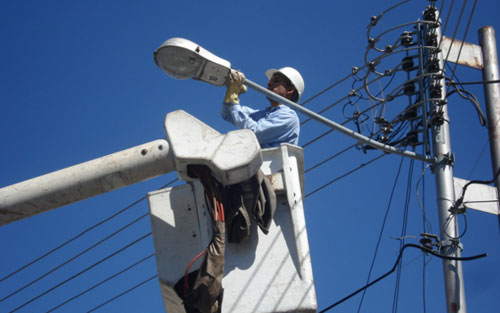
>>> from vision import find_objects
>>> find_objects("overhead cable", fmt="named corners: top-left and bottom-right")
top-left (305, 153), bottom-right (386, 199)
top-left (392, 158), bottom-right (415, 313)
top-left (45, 253), bottom-right (156, 313)
top-left (86, 274), bottom-right (158, 313)
top-left (1, 212), bottom-right (150, 303)
top-left (300, 64), bottom-right (368, 107)
top-left (305, 144), bottom-right (358, 173)
top-left (444, 0), bottom-right (478, 95)
top-left (319, 243), bottom-right (487, 313)
top-left (0, 177), bottom-right (178, 283)
top-left (8, 233), bottom-right (152, 313)
top-left (448, 79), bottom-right (500, 86)
top-left (356, 156), bottom-right (405, 313)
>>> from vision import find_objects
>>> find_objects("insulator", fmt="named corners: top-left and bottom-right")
top-left (436, 99), bottom-right (447, 106)
top-left (368, 38), bottom-right (376, 47)
top-left (402, 56), bottom-right (415, 71)
top-left (384, 69), bottom-right (393, 76)
top-left (406, 130), bottom-right (419, 146)
top-left (401, 32), bottom-right (413, 47)
top-left (420, 237), bottom-right (433, 249)
top-left (371, 16), bottom-right (379, 26)
top-left (403, 106), bottom-right (418, 121)
top-left (423, 6), bottom-right (437, 22)
top-left (428, 58), bottom-right (440, 73)
top-left (385, 45), bottom-right (393, 53)
top-left (368, 61), bottom-right (377, 72)
top-left (430, 83), bottom-right (442, 98)
top-left (375, 118), bottom-right (392, 134)
top-left (431, 110), bottom-right (445, 126)
top-left (404, 81), bottom-right (416, 95)
top-left (425, 33), bottom-right (438, 47)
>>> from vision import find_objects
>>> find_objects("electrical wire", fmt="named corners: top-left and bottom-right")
top-left (299, 65), bottom-right (368, 107)
top-left (455, 166), bottom-right (500, 209)
top-left (448, 79), bottom-right (500, 85)
top-left (356, 156), bottom-right (405, 313)
top-left (305, 153), bottom-right (386, 199)
top-left (1, 211), bottom-right (150, 303)
top-left (85, 274), bottom-right (158, 313)
top-left (305, 144), bottom-right (358, 173)
top-left (392, 158), bottom-right (414, 313)
top-left (318, 243), bottom-right (487, 313)
top-left (8, 232), bottom-right (152, 313)
top-left (444, 0), bottom-right (478, 96)
top-left (0, 178), bottom-right (178, 283)
top-left (45, 253), bottom-right (156, 313)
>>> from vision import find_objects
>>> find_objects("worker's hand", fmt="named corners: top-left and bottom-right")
top-left (224, 70), bottom-right (247, 105)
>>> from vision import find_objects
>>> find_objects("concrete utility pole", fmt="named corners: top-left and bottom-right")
top-left (478, 26), bottom-right (500, 228)
top-left (422, 8), bottom-right (467, 313)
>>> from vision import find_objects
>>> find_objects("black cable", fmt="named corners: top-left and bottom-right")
top-left (0, 178), bottom-right (178, 283)
top-left (448, 79), bottom-right (500, 86)
top-left (305, 144), bottom-right (358, 173)
top-left (305, 153), bottom-right (386, 199)
top-left (301, 99), bottom-right (386, 148)
top-left (318, 243), bottom-right (487, 313)
top-left (444, 0), bottom-right (478, 96)
top-left (85, 274), bottom-right (158, 313)
top-left (45, 253), bottom-right (156, 313)
top-left (300, 66), bottom-right (368, 107)
top-left (455, 167), bottom-right (500, 209)
top-left (9, 232), bottom-right (152, 313)
top-left (301, 74), bottom-right (386, 126)
top-left (392, 158), bottom-right (414, 313)
top-left (1, 211), bottom-right (150, 303)
top-left (356, 156), bottom-right (405, 313)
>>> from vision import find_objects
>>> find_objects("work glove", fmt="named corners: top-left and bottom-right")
top-left (224, 70), bottom-right (247, 105)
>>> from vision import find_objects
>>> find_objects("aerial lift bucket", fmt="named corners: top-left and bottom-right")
top-left (147, 144), bottom-right (317, 313)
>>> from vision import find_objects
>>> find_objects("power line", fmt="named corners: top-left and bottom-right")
top-left (1, 211), bottom-right (150, 303)
top-left (8, 232), bottom-right (152, 313)
top-left (444, 0), bottom-right (478, 95)
top-left (319, 243), bottom-right (487, 313)
top-left (45, 253), bottom-right (156, 313)
top-left (305, 153), bottom-right (386, 199)
top-left (448, 79), bottom-right (500, 86)
top-left (86, 274), bottom-right (158, 313)
top-left (300, 64), bottom-right (368, 107)
top-left (0, 178), bottom-right (178, 283)
top-left (392, 158), bottom-right (414, 313)
top-left (356, 156), bottom-right (405, 313)
top-left (305, 144), bottom-right (358, 173)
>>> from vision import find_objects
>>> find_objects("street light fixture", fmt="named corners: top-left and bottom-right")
top-left (154, 37), bottom-right (231, 86)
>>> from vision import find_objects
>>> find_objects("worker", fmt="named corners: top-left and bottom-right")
top-left (220, 67), bottom-right (305, 148)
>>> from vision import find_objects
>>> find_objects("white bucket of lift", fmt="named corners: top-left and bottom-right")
top-left (147, 144), bottom-right (317, 313)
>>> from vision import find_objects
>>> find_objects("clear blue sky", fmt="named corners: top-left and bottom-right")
top-left (1, 0), bottom-right (500, 312)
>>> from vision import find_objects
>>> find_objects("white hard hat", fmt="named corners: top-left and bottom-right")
top-left (265, 67), bottom-right (305, 103)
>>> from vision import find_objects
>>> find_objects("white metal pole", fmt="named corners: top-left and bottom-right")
top-left (0, 139), bottom-right (176, 226)
top-left (425, 16), bottom-right (467, 313)
top-left (478, 26), bottom-right (500, 229)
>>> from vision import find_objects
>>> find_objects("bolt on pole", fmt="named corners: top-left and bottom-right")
top-left (423, 8), bottom-right (467, 313)
top-left (478, 26), bottom-right (500, 230)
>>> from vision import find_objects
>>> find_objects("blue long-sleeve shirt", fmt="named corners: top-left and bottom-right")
top-left (221, 103), bottom-right (300, 148)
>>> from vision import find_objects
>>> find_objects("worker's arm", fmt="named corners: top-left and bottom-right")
top-left (227, 105), bottom-right (299, 147)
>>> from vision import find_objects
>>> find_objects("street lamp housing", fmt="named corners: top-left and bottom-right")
top-left (154, 37), bottom-right (231, 86)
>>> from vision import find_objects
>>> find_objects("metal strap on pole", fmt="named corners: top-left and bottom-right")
top-left (244, 79), bottom-right (435, 164)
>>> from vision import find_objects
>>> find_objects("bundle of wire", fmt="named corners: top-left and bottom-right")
top-left (183, 166), bottom-right (225, 297)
